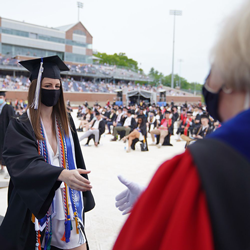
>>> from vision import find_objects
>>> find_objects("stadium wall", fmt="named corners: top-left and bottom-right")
top-left (5, 91), bottom-right (201, 106)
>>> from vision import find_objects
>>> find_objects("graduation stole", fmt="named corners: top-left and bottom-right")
top-left (161, 119), bottom-right (172, 128)
top-left (180, 113), bottom-right (187, 121)
top-left (167, 118), bottom-right (172, 128)
top-left (34, 118), bottom-right (85, 250)
top-left (184, 118), bottom-right (192, 136)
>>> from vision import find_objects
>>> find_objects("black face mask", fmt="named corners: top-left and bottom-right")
top-left (41, 88), bottom-right (61, 107)
top-left (202, 85), bottom-right (221, 122)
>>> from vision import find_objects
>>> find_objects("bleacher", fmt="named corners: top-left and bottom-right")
top-left (0, 56), bottom-right (151, 82)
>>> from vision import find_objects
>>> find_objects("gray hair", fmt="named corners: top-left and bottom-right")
top-left (211, 0), bottom-right (250, 91)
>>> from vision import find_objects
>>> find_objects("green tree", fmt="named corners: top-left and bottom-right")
top-left (94, 52), bottom-right (141, 71)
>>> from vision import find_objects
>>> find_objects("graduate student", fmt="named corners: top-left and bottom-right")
top-left (0, 56), bottom-right (95, 250)
top-left (113, 1), bottom-right (250, 249)
top-left (0, 91), bottom-right (14, 178)
top-left (181, 114), bottom-right (213, 147)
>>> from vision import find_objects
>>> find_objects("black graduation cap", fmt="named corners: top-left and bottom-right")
top-left (187, 111), bottom-right (192, 114)
top-left (201, 114), bottom-right (209, 119)
top-left (19, 56), bottom-right (69, 109)
top-left (0, 91), bottom-right (6, 97)
top-left (19, 55), bottom-right (69, 81)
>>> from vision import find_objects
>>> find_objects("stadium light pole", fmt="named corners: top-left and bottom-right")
top-left (169, 10), bottom-right (182, 89)
top-left (77, 2), bottom-right (84, 22)
top-left (178, 59), bottom-right (183, 88)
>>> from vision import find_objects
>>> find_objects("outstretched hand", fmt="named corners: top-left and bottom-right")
top-left (115, 175), bottom-right (144, 215)
top-left (58, 169), bottom-right (92, 192)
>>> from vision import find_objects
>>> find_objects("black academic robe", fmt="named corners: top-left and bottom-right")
top-left (0, 112), bottom-right (95, 250)
top-left (113, 109), bottom-right (250, 250)
top-left (86, 119), bottom-right (106, 144)
top-left (109, 113), bottom-right (117, 122)
top-left (172, 112), bottom-right (179, 123)
top-left (193, 125), bottom-right (213, 138)
top-left (113, 138), bottom-right (250, 250)
top-left (0, 104), bottom-right (14, 165)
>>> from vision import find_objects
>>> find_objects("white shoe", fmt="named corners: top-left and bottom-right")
top-left (157, 143), bottom-right (162, 148)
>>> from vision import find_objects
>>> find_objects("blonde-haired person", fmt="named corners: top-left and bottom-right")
top-left (0, 56), bottom-right (95, 250)
top-left (113, 2), bottom-right (250, 250)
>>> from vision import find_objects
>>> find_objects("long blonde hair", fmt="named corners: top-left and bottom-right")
top-left (28, 79), bottom-right (69, 140)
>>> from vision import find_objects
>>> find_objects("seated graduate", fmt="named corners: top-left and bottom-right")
top-left (179, 107), bottom-right (187, 122)
top-left (0, 56), bottom-right (95, 250)
top-left (136, 107), bottom-right (147, 124)
top-left (111, 110), bottom-right (136, 141)
top-left (77, 107), bottom-right (94, 132)
top-left (113, 2), bottom-right (250, 249)
top-left (106, 108), bottom-right (117, 134)
top-left (192, 114), bottom-right (213, 139)
top-left (147, 111), bottom-right (157, 132)
top-left (79, 111), bottom-right (105, 147)
top-left (113, 107), bottom-right (123, 129)
top-left (171, 106), bottom-right (179, 127)
top-left (122, 116), bottom-right (147, 153)
top-left (176, 111), bottom-right (194, 141)
top-left (150, 111), bottom-right (173, 148)
top-left (194, 106), bottom-right (205, 127)
top-left (181, 114), bottom-right (213, 146)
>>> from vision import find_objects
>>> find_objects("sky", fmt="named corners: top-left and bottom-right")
top-left (0, 0), bottom-right (245, 84)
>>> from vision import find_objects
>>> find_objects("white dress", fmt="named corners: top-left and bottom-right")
top-left (42, 129), bottom-right (85, 249)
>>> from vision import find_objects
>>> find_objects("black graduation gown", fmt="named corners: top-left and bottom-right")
top-left (172, 112), bottom-right (179, 123)
top-left (0, 104), bottom-right (14, 165)
top-left (0, 112), bottom-right (95, 250)
top-left (86, 119), bottom-right (106, 144)
top-left (193, 125), bottom-right (213, 138)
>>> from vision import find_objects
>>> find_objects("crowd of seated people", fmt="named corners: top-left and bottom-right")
top-left (0, 56), bottom-right (149, 80)
top-left (75, 100), bottom-right (219, 151)
top-left (5, 97), bottom-right (217, 152)
top-left (0, 72), bottom-right (190, 97)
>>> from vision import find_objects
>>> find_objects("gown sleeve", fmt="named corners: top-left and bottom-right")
top-left (113, 150), bottom-right (214, 250)
top-left (3, 117), bottom-right (63, 219)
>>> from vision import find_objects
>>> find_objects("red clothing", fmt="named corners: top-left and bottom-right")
top-left (180, 113), bottom-right (187, 121)
top-left (113, 150), bottom-right (214, 250)
top-left (160, 118), bottom-right (172, 128)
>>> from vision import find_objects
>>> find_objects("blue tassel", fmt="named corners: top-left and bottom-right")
top-left (65, 215), bottom-right (71, 243)
top-left (44, 232), bottom-right (49, 250)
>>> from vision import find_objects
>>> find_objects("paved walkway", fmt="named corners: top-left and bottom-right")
top-left (0, 111), bottom-right (186, 249)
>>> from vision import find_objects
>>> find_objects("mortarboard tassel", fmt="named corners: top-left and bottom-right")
top-left (31, 58), bottom-right (43, 110)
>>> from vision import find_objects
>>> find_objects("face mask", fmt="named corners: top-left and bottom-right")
top-left (0, 99), bottom-right (4, 105)
top-left (202, 85), bottom-right (222, 122)
top-left (41, 88), bottom-right (61, 107)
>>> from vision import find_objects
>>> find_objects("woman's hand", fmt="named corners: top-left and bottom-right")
top-left (58, 169), bottom-right (92, 192)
